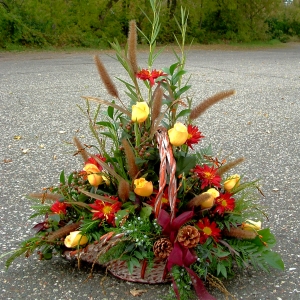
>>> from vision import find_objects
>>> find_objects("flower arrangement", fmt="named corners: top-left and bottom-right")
top-left (5, 1), bottom-right (284, 299)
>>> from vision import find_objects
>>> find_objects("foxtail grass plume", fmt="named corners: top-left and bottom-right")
top-left (187, 192), bottom-right (212, 209)
top-left (73, 136), bottom-right (89, 162)
top-left (122, 139), bottom-right (139, 179)
top-left (223, 227), bottom-right (257, 240)
top-left (118, 179), bottom-right (130, 202)
top-left (189, 89), bottom-right (236, 120)
top-left (128, 20), bottom-right (138, 74)
top-left (217, 157), bottom-right (245, 176)
top-left (94, 55), bottom-right (119, 98)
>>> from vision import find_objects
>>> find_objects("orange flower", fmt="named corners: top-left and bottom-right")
top-left (223, 174), bottom-right (240, 192)
top-left (64, 231), bottom-right (88, 248)
top-left (134, 178), bottom-right (153, 197)
top-left (136, 68), bottom-right (167, 86)
top-left (83, 163), bottom-right (102, 186)
top-left (168, 122), bottom-right (188, 146)
top-left (131, 102), bottom-right (149, 123)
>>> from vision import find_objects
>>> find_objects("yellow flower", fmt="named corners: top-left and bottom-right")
top-left (242, 220), bottom-right (262, 231)
top-left (83, 163), bottom-right (103, 187)
top-left (168, 122), bottom-right (188, 146)
top-left (201, 188), bottom-right (220, 209)
top-left (223, 174), bottom-right (240, 192)
top-left (134, 178), bottom-right (153, 197)
top-left (64, 231), bottom-right (88, 248)
top-left (131, 102), bottom-right (149, 123)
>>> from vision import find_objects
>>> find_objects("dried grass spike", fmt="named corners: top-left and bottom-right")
top-left (94, 55), bottom-right (119, 98)
top-left (122, 139), bottom-right (139, 179)
top-left (118, 179), bottom-right (130, 202)
top-left (46, 222), bottom-right (81, 242)
top-left (217, 157), bottom-right (245, 176)
top-left (128, 20), bottom-right (138, 74)
top-left (151, 86), bottom-right (163, 124)
top-left (29, 193), bottom-right (62, 202)
top-left (187, 193), bottom-right (212, 209)
top-left (190, 89), bottom-right (236, 120)
top-left (73, 136), bottom-right (89, 162)
top-left (223, 227), bottom-right (257, 240)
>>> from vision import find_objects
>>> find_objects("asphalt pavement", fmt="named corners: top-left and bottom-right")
top-left (1, 44), bottom-right (300, 300)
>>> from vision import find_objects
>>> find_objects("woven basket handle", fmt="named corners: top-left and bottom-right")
top-left (154, 127), bottom-right (177, 220)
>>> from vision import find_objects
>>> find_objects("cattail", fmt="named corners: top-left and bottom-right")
top-left (151, 86), bottom-right (163, 123)
top-left (118, 179), bottom-right (130, 202)
top-left (127, 20), bottom-right (138, 74)
top-left (122, 139), bottom-right (139, 179)
top-left (217, 157), bottom-right (245, 176)
top-left (94, 55), bottom-right (119, 98)
top-left (187, 193), bottom-right (212, 209)
top-left (73, 136), bottom-right (89, 162)
top-left (189, 89), bottom-right (236, 120)
top-left (223, 227), bottom-right (257, 240)
top-left (46, 222), bottom-right (81, 242)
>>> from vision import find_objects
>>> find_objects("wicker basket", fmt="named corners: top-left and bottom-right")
top-left (64, 128), bottom-right (175, 284)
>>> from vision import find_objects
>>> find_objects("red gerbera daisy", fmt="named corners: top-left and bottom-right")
top-left (214, 192), bottom-right (235, 215)
top-left (85, 154), bottom-right (106, 170)
top-left (185, 125), bottom-right (204, 149)
top-left (136, 69), bottom-right (167, 86)
top-left (194, 164), bottom-right (221, 189)
top-left (50, 200), bottom-right (67, 214)
top-left (197, 217), bottom-right (221, 244)
top-left (89, 198), bottom-right (122, 226)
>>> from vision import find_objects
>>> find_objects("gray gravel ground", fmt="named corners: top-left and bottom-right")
top-left (1, 44), bottom-right (300, 300)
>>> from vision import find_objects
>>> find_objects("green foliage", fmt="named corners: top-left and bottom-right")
top-left (0, 0), bottom-right (297, 49)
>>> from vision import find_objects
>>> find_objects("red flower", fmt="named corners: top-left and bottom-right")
top-left (214, 192), bottom-right (235, 215)
top-left (197, 217), bottom-right (221, 244)
top-left (185, 125), bottom-right (204, 149)
top-left (89, 198), bottom-right (122, 226)
top-left (85, 154), bottom-right (106, 170)
top-left (50, 201), bottom-right (67, 214)
top-left (194, 164), bottom-right (221, 189)
top-left (136, 69), bottom-right (167, 86)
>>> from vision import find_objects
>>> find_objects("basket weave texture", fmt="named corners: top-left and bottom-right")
top-left (64, 128), bottom-right (175, 283)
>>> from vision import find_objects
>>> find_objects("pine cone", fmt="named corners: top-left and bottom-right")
top-left (177, 225), bottom-right (200, 248)
top-left (153, 238), bottom-right (173, 259)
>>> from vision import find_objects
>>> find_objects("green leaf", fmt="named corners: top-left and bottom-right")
top-left (99, 132), bottom-right (114, 139)
top-left (60, 170), bottom-right (65, 185)
top-left (252, 228), bottom-right (277, 249)
top-left (175, 85), bottom-right (191, 98)
top-left (140, 206), bottom-right (152, 220)
top-left (96, 121), bottom-right (115, 129)
top-left (68, 173), bottom-right (74, 185)
top-left (217, 263), bottom-right (227, 278)
top-left (108, 105), bottom-right (114, 119)
top-left (169, 62), bottom-right (179, 75)
top-left (261, 250), bottom-right (284, 271)
top-left (115, 210), bottom-right (129, 227)
top-left (176, 154), bottom-right (196, 176)
top-left (134, 251), bottom-right (144, 260)
top-left (49, 214), bottom-right (60, 223)
top-left (172, 70), bottom-right (187, 85)
top-left (130, 257), bottom-right (140, 268)
top-left (175, 109), bottom-right (191, 121)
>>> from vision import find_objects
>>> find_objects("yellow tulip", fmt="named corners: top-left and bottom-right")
top-left (224, 174), bottom-right (240, 192)
top-left (168, 122), bottom-right (188, 146)
top-left (134, 178), bottom-right (153, 197)
top-left (131, 102), bottom-right (150, 123)
top-left (64, 231), bottom-right (88, 248)
top-left (83, 163), bottom-right (103, 187)
top-left (200, 188), bottom-right (220, 209)
top-left (242, 220), bottom-right (262, 231)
